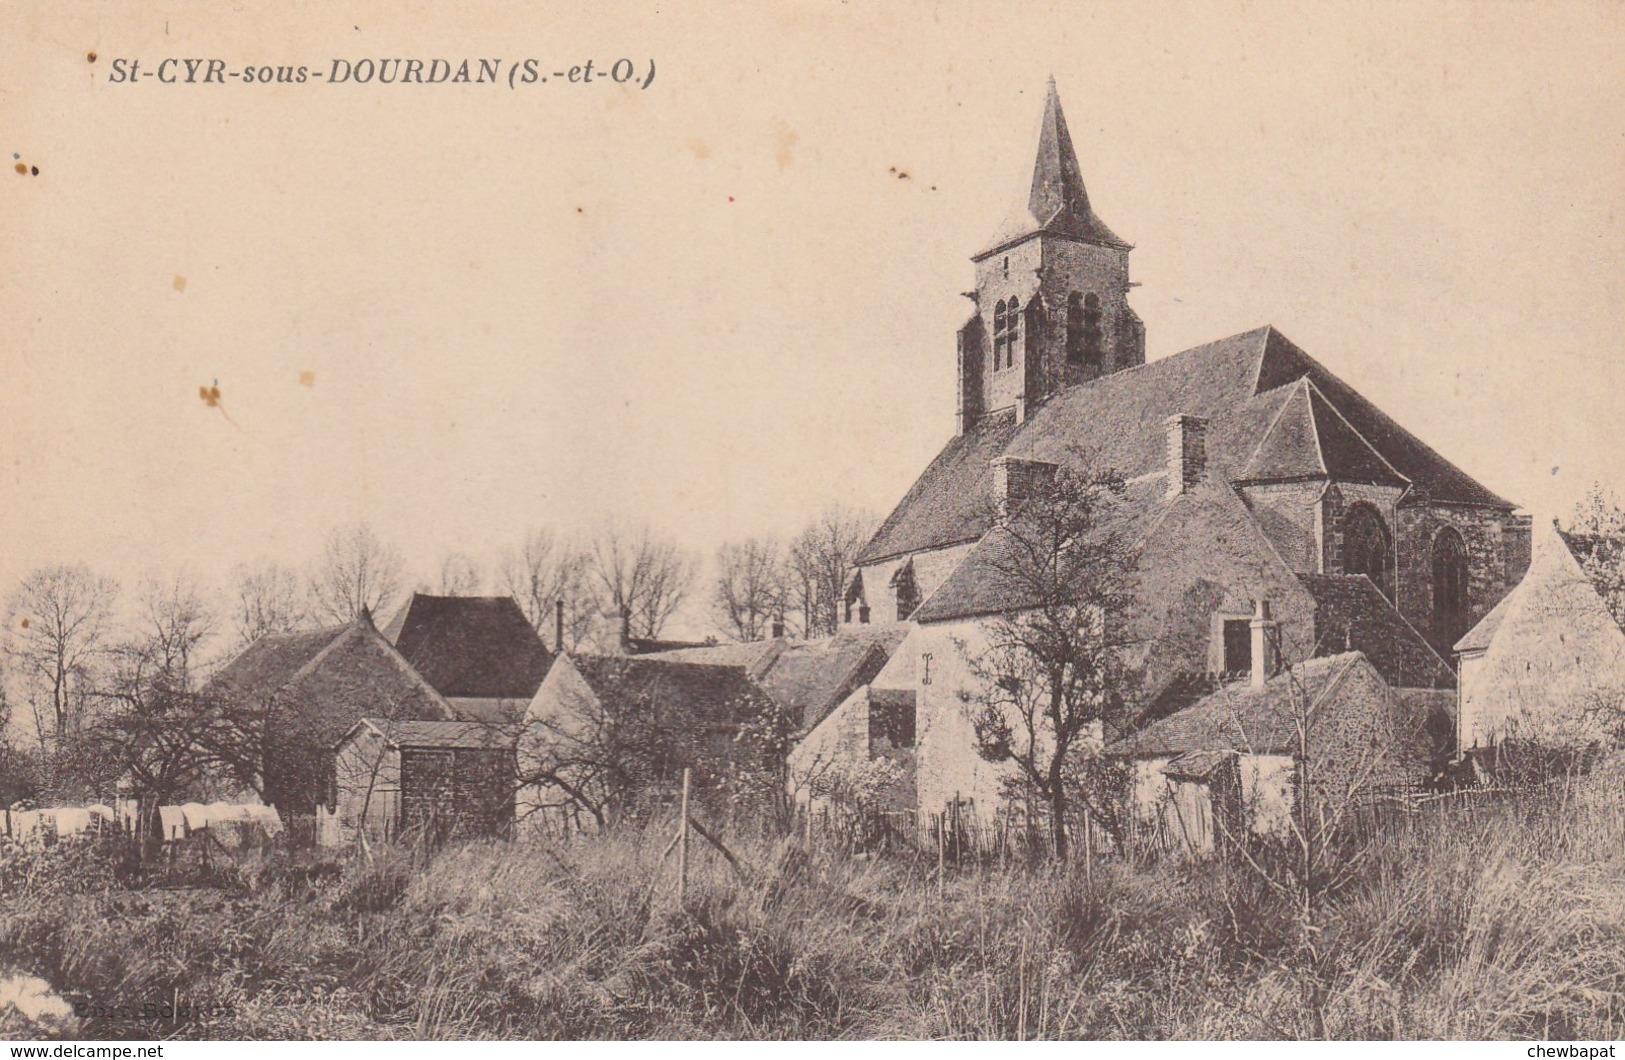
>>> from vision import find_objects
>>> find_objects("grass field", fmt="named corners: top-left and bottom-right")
top-left (3, 769), bottom-right (1624, 1040)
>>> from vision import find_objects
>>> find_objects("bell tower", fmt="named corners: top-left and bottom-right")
top-left (958, 79), bottom-right (1145, 432)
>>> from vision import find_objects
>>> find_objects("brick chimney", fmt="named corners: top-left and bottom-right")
top-left (1249, 598), bottom-right (1278, 690)
top-left (991, 455), bottom-right (1059, 517)
top-left (1164, 414), bottom-right (1207, 498)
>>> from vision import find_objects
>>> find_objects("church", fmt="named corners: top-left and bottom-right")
top-left (802, 81), bottom-right (1533, 830)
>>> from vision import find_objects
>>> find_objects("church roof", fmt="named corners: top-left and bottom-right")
top-left (1238, 379), bottom-right (1407, 487)
top-left (977, 79), bottom-right (1130, 259)
top-left (857, 325), bottom-right (1513, 566)
top-left (911, 473), bottom-right (1172, 623)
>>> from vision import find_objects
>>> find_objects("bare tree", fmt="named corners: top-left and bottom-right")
top-left (519, 659), bottom-right (791, 830)
top-left (432, 552), bottom-right (484, 596)
top-left (2, 564), bottom-right (120, 744)
top-left (497, 528), bottom-right (596, 650)
top-left (229, 560), bottom-right (308, 648)
top-left (309, 523), bottom-right (406, 623)
top-left (130, 569), bottom-right (219, 691)
top-left (787, 505), bottom-right (876, 637)
top-left (960, 459), bottom-right (1139, 859)
top-left (1567, 484), bottom-right (1625, 629)
top-left (587, 521), bottom-right (698, 640)
top-left (712, 536), bottom-right (789, 642)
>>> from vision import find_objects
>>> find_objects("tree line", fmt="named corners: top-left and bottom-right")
top-left (0, 505), bottom-right (874, 810)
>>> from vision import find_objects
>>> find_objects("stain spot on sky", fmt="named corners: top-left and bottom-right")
top-left (774, 121), bottom-right (798, 171)
top-left (687, 138), bottom-right (711, 160)
top-left (13, 163), bottom-right (24, 175)
top-left (199, 384), bottom-right (221, 407)
top-left (299, 371), bottom-right (316, 388)
top-left (173, 275), bottom-right (187, 293)
top-left (19, 618), bottom-right (29, 629)
top-left (87, 51), bottom-right (97, 63)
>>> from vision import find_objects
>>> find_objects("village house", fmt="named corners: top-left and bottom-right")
top-left (804, 81), bottom-right (1521, 835)
top-left (1455, 523), bottom-right (1625, 758)
top-left (519, 654), bottom-right (787, 833)
top-left (333, 717), bottom-right (516, 844)
top-left (207, 609), bottom-right (460, 817)
top-left (210, 597), bottom-right (549, 837)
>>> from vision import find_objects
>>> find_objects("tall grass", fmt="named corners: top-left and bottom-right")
top-left (3, 772), bottom-right (1624, 1039)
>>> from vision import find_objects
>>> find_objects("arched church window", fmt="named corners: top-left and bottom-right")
top-left (1066, 292), bottom-right (1084, 363)
top-left (1432, 527), bottom-right (1470, 648)
top-left (1083, 293), bottom-right (1104, 366)
top-left (993, 300), bottom-right (1008, 371)
top-left (892, 561), bottom-right (920, 621)
top-left (1006, 297), bottom-right (1020, 369)
top-left (1342, 503), bottom-right (1392, 601)
top-left (844, 571), bottom-right (868, 625)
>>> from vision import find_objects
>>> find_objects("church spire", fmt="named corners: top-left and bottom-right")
top-left (976, 78), bottom-right (1130, 260)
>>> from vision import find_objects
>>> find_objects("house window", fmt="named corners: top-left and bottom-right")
top-left (868, 693), bottom-right (917, 752)
top-left (1222, 619), bottom-right (1252, 676)
top-left (1432, 527), bottom-right (1470, 648)
top-left (1342, 503), bottom-right (1393, 601)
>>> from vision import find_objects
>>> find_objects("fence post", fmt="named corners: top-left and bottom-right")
top-left (1084, 805), bottom-right (1093, 886)
top-left (677, 767), bottom-right (691, 909)
top-left (936, 812), bottom-right (946, 896)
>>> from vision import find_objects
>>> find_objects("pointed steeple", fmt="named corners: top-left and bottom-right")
top-left (976, 79), bottom-right (1130, 260)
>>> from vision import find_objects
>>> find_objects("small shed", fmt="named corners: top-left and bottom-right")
top-left (334, 718), bottom-right (516, 844)
top-left (1109, 651), bottom-right (1429, 857)
top-left (1455, 524), bottom-right (1625, 753)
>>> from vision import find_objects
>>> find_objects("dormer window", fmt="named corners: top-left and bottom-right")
top-left (1222, 619), bottom-right (1251, 677)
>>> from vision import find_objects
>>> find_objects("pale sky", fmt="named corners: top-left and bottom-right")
top-left (3, 0), bottom-right (1623, 637)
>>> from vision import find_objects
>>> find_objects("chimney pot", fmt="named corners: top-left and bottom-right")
top-left (1249, 598), bottom-right (1278, 689)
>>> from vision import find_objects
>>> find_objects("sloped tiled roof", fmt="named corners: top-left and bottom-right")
top-left (911, 473), bottom-right (1170, 623)
top-left (1111, 652), bottom-right (1362, 757)
top-left (1298, 573), bottom-right (1455, 689)
top-left (382, 594), bottom-right (553, 700)
top-left (445, 697), bottom-right (530, 725)
top-left (1453, 590), bottom-right (1514, 654)
top-left (1238, 380), bottom-right (1406, 487)
top-left (858, 408), bottom-right (1020, 565)
top-left (860, 326), bottom-right (1513, 566)
top-left (646, 624), bottom-right (910, 732)
top-left (570, 656), bottom-right (778, 731)
top-left (208, 625), bottom-right (347, 703)
top-left (275, 621), bottom-right (456, 747)
top-left (355, 718), bottom-right (516, 751)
